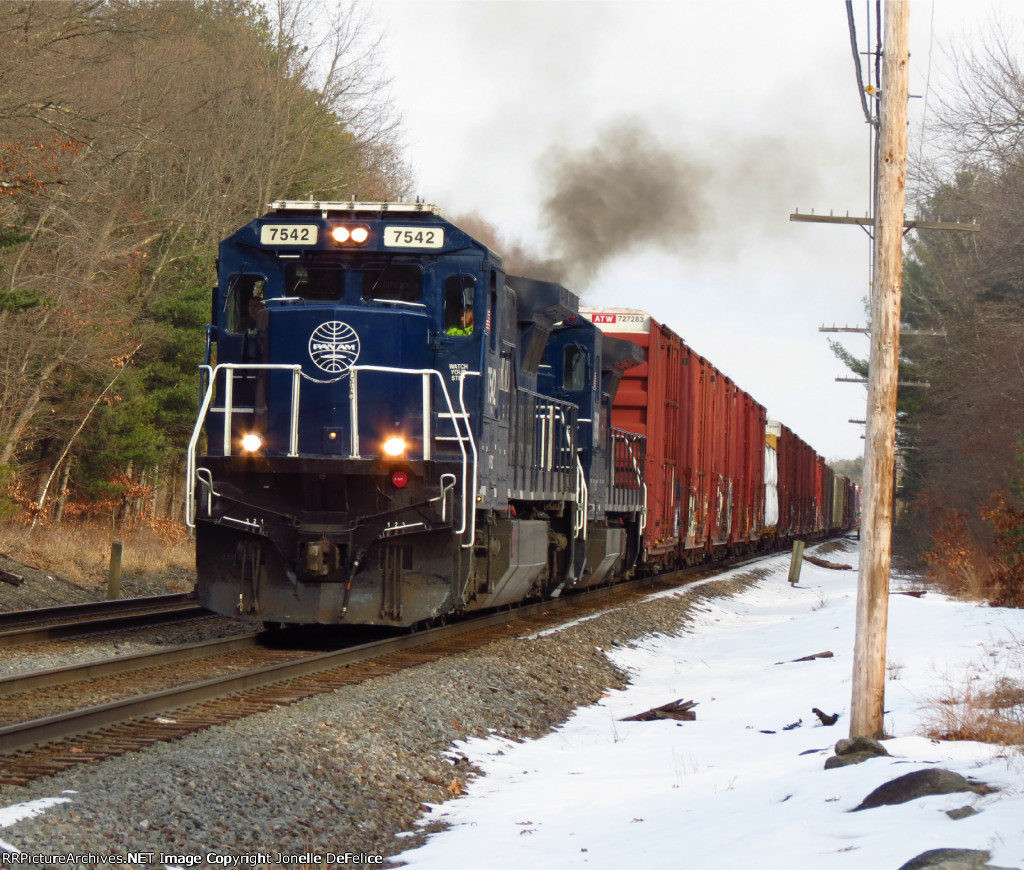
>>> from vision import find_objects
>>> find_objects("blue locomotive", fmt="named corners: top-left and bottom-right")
top-left (186, 201), bottom-right (647, 627)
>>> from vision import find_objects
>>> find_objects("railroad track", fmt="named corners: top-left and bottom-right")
top-left (0, 631), bottom-right (267, 719)
top-left (0, 554), bottom-right (771, 787)
top-left (0, 593), bottom-right (209, 648)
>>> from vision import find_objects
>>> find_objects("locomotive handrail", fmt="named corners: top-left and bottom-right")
top-left (187, 362), bottom-right (477, 534)
top-left (574, 454), bottom-right (589, 541)
top-left (348, 365), bottom-right (458, 462)
top-left (554, 411), bottom-right (586, 537)
top-left (186, 363), bottom-right (303, 529)
top-left (607, 428), bottom-right (647, 531)
top-left (348, 364), bottom-right (478, 540)
top-left (456, 371), bottom-right (481, 548)
top-left (510, 389), bottom-right (578, 499)
top-left (429, 473), bottom-right (458, 523)
top-left (617, 429), bottom-right (648, 534)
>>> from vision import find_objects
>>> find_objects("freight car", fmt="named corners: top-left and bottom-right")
top-left (186, 202), bottom-right (854, 628)
top-left (580, 308), bottom-right (850, 566)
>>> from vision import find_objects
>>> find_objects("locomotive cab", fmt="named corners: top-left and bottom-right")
top-left (188, 202), bottom-right (499, 627)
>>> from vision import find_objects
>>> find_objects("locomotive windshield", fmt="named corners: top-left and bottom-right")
top-left (362, 263), bottom-right (422, 302)
top-left (285, 263), bottom-right (344, 301)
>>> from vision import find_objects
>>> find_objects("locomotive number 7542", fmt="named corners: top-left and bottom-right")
top-left (259, 225), bottom-right (318, 245)
top-left (383, 226), bottom-right (445, 249)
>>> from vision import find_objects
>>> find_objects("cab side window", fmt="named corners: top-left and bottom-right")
top-left (225, 275), bottom-right (266, 334)
top-left (444, 275), bottom-right (475, 335)
top-left (563, 345), bottom-right (587, 391)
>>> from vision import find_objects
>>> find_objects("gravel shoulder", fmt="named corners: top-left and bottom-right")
top-left (0, 550), bottom-right (194, 612)
top-left (0, 570), bottom-right (762, 863)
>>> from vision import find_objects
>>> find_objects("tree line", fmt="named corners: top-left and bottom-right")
top-left (0, 0), bottom-right (409, 529)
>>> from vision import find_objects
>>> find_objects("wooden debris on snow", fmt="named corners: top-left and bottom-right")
top-left (620, 699), bottom-right (698, 722)
top-left (775, 651), bottom-right (834, 665)
top-left (803, 555), bottom-right (853, 570)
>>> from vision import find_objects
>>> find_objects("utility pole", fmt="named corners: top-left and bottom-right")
top-left (792, 1), bottom-right (975, 737)
top-left (850, 0), bottom-right (909, 740)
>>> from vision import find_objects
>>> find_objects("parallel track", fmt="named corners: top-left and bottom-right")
top-left (0, 594), bottom-right (209, 649)
top-left (0, 592), bottom-right (195, 629)
top-left (0, 631), bottom-right (264, 697)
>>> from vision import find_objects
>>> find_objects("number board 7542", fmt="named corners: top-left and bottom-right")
top-left (383, 226), bottom-right (445, 249)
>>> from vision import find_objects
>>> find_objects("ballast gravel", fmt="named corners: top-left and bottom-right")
top-left (0, 572), bottom-right (762, 864)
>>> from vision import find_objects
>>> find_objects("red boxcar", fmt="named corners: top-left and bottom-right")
top-left (770, 421), bottom-right (823, 540)
top-left (582, 307), bottom-right (766, 566)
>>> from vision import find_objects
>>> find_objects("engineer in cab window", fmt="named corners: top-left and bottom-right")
top-left (446, 307), bottom-right (474, 336)
top-left (444, 274), bottom-right (475, 336)
top-left (247, 293), bottom-right (264, 324)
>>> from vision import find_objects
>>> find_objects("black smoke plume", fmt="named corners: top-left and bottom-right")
top-left (454, 119), bottom-right (708, 291)
top-left (539, 119), bottom-right (706, 287)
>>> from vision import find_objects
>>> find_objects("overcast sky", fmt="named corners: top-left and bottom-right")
top-left (372, 0), bottom-right (1013, 460)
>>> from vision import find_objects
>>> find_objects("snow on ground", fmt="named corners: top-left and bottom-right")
top-left (1, 542), bottom-right (1021, 868)
top-left (0, 795), bottom-right (73, 854)
top-left (393, 542), bottom-right (1024, 870)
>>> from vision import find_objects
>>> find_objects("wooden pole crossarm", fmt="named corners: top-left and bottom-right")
top-left (791, 211), bottom-right (979, 234)
top-left (790, 212), bottom-right (873, 226)
top-left (903, 218), bottom-right (979, 233)
top-left (820, 325), bottom-right (945, 337)
top-left (836, 377), bottom-right (930, 387)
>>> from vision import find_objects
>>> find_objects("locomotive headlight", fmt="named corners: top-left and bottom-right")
top-left (329, 224), bottom-right (370, 245)
top-left (382, 437), bottom-right (407, 457)
top-left (241, 432), bottom-right (264, 453)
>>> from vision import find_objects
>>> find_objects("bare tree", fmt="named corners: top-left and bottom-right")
top-left (0, 0), bottom-right (411, 523)
top-left (930, 25), bottom-right (1024, 169)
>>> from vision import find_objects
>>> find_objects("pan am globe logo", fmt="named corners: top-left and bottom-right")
top-left (309, 321), bottom-right (361, 375)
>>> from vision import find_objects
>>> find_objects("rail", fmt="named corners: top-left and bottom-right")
top-left (0, 600), bottom-right (207, 649)
top-left (0, 593), bottom-right (194, 632)
top-left (0, 633), bottom-right (262, 695)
